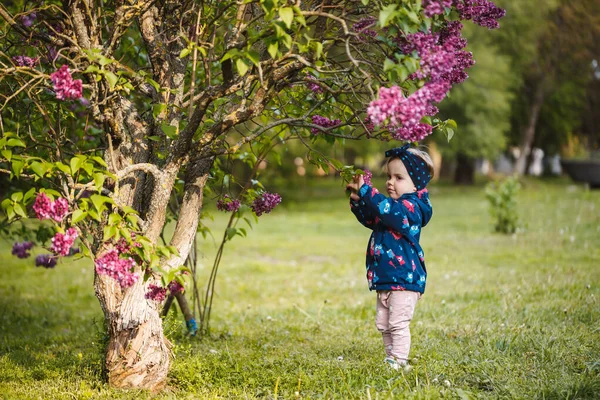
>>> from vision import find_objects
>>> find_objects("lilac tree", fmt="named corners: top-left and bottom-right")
top-left (0, 0), bottom-right (503, 391)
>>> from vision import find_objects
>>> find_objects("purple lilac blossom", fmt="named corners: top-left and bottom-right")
top-left (306, 75), bottom-right (324, 94)
top-left (145, 284), bottom-right (167, 302)
top-left (168, 280), bottom-right (185, 295)
top-left (21, 13), bottom-right (37, 27)
top-left (35, 254), bottom-right (57, 268)
top-left (50, 227), bottom-right (78, 256)
top-left (352, 16), bottom-right (377, 41)
top-left (95, 249), bottom-right (139, 288)
top-left (423, 0), bottom-right (453, 17)
top-left (453, 0), bottom-right (506, 29)
top-left (12, 241), bottom-right (34, 258)
top-left (216, 195), bottom-right (241, 212)
top-left (12, 56), bottom-right (38, 67)
top-left (311, 115), bottom-right (341, 135)
top-left (251, 192), bottom-right (282, 217)
top-left (50, 65), bottom-right (83, 100)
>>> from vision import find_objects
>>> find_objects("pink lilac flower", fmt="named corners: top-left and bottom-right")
top-left (145, 284), bottom-right (167, 302)
top-left (311, 115), bottom-right (341, 135)
top-left (12, 56), bottom-right (38, 67)
top-left (35, 254), bottom-right (57, 268)
top-left (32, 193), bottom-right (70, 222)
top-left (95, 249), bottom-right (139, 288)
top-left (362, 169), bottom-right (373, 186)
top-left (50, 227), bottom-right (78, 256)
top-left (33, 193), bottom-right (54, 220)
top-left (251, 192), bottom-right (282, 217)
top-left (51, 197), bottom-right (69, 222)
top-left (50, 65), bottom-right (83, 100)
top-left (216, 195), bottom-right (241, 212)
top-left (168, 280), bottom-right (185, 295)
top-left (12, 241), bottom-right (34, 258)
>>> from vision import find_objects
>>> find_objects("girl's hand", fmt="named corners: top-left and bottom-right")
top-left (346, 174), bottom-right (365, 201)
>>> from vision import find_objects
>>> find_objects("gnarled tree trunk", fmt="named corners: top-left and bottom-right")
top-left (514, 82), bottom-right (546, 175)
top-left (96, 274), bottom-right (171, 391)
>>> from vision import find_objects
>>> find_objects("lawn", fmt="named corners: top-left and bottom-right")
top-left (0, 178), bottom-right (599, 399)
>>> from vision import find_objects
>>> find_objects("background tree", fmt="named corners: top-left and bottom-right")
top-left (433, 22), bottom-right (513, 184)
top-left (0, 0), bottom-right (504, 391)
top-left (493, 0), bottom-right (600, 174)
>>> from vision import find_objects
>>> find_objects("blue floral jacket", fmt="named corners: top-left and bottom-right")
top-left (350, 184), bottom-right (433, 293)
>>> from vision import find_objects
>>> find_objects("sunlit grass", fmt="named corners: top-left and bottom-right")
top-left (1, 178), bottom-right (599, 399)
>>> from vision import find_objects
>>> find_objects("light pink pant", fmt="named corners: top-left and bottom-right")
top-left (375, 290), bottom-right (420, 361)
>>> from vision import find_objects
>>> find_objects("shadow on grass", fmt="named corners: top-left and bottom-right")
top-left (0, 289), bottom-right (106, 383)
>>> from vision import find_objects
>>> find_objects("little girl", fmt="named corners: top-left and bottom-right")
top-left (346, 144), bottom-right (434, 370)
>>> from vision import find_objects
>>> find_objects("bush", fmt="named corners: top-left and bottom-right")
top-left (485, 176), bottom-right (520, 233)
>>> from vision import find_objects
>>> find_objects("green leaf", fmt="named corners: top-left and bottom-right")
top-left (153, 103), bottom-right (167, 119)
top-left (379, 4), bottom-right (398, 28)
top-left (361, 0), bottom-right (369, 5)
top-left (6, 205), bottom-right (15, 220)
top-left (236, 58), bottom-right (249, 76)
top-left (10, 192), bottom-right (23, 202)
top-left (105, 71), bottom-right (118, 90)
top-left (103, 225), bottom-right (118, 241)
top-left (108, 212), bottom-right (122, 225)
top-left (267, 41), bottom-right (279, 59)
top-left (93, 173), bottom-right (105, 192)
top-left (246, 50), bottom-right (260, 66)
top-left (90, 194), bottom-right (113, 212)
top-left (70, 156), bottom-right (85, 175)
top-left (72, 209), bottom-right (87, 223)
top-left (88, 209), bottom-right (101, 221)
top-left (13, 203), bottom-right (26, 218)
top-left (446, 119), bottom-right (458, 130)
top-left (446, 127), bottom-right (455, 142)
top-left (11, 159), bottom-right (24, 178)
top-left (6, 138), bottom-right (25, 148)
top-left (91, 156), bottom-right (108, 167)
top-left (279, 7), bottom-right (294, 29)
top-left (23, 188), bottom-right (36, 203)
top-left (179, 48), bottom-right (191, 58)
top-left (55, 162), bottom-right (71, 175)
top-left (161, 123), bottom-right (178, 139)
top-left (226, 227), bottom-right (237, 241)
top-left (1, 149), bottom-right (12, 161)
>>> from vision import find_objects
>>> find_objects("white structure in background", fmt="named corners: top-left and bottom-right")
top-left (528, 148), bottom-right (544, 176)
top-left (548, 154), bottom-right (562, 175)
top-left (494, 153), bottom-right (514, 174)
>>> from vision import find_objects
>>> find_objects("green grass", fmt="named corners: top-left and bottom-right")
top-left (1, 178), bottom-right (599, 399)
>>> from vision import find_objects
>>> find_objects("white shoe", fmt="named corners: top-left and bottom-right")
top-left (384, 357), bottom-right (411, 372)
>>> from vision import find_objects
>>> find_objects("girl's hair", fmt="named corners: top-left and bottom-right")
top-left (386, 147), bottom-right (435, 177)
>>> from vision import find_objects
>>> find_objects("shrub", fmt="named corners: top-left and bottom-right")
top-left (485, 176), bottom-right (520, 234)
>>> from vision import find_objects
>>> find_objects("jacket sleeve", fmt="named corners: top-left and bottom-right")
top-left (350, 198), bottom-right (378, 230)
top-left (357, 184), bottom-right (422, 233)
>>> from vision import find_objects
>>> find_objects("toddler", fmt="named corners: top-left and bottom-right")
top-left (346, 144), bottom-right (434, 370)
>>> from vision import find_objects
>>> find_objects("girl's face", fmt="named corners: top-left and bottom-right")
top-left (386, 158), bottom-right (416, 199)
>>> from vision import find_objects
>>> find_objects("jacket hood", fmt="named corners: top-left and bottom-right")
top-left (409, 190), bottom-right (433, 227)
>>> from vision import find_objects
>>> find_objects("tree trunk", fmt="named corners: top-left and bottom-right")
top-left (95, 274), bottom-right (171, 391)
top-left (515, 82), bottom-right (545, 175)
top-left (454, 152), bottom-right (475, 185)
